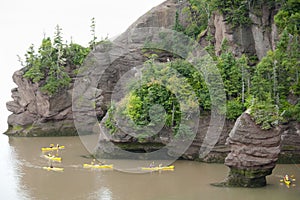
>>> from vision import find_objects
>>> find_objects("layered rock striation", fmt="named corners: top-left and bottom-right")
top-left (279, 121), bottom-right (300, 163)
top-left (218, 111), bottom-right (281, 187)
top-left (6, 69), bottom-right (74, 136)
top-left (5, 68), bottom-right (103, 136)
top-left (97, 112), bottom-right (233, 161)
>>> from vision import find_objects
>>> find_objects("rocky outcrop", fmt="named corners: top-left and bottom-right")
top-left (279, 121), bottom-right (300, 163)
top-left (128, 0), bottom-right (187, 30)
top-left (98, 0), bottom-right (188, 106)
top-left (210, 5), bottom-right (279, 60)
top-left (5, 67), bottom-right (104, 136)
top-left (216, 111), bottom-right (281, 187)
top-left (5, 69), bottom-right (78, 136)
top-left (211, 13), bottom-right (256, 57)
top-left (96, 113), bottom-right (233, 160)
top-left (249, 5), bottom-right (279, 59)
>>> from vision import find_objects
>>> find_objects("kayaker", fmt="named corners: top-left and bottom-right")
top-left (158, 163), bottom-right (162, 168)
top-left (98, 160), bottom-right (105, 165)
top-left (284, 175), bottom-right (290, 181)
top-left (149, 162), bottom-right (155, 168)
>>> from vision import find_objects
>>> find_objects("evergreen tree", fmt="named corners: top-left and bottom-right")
top-left (89, 17), bottom-right (98, 50)
top-left (22, 25), bottom-right (92, 95)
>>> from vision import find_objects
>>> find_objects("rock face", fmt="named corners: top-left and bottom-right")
top-left (97, 113), bottom-right (233, 161)
top-left (279, 121), bottom-right (300, 163)
top-left (97, 0), bottom-right (188, 107)
top-left (219, 111), bottom-right (281, 187)
top-left (5, 68), bottom-right (104, 136)
top-left (128, 0), bottom-right (187, 29)
top-left (210, 4), bottom-right (279, 60)
top-left (5, 70), bottom-right (75, 136)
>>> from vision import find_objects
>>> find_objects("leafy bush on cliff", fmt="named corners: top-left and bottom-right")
top-left (249, 95), bottom-right (282, 130)
top-left (105, 59), bottom-right (201, 137)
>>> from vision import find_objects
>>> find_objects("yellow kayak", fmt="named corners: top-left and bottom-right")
top-left (280, 175), bottom-right (296, 185)
top-left (284, 178), bottom-right (291, 185)
top-left (141, 165), bottom-right (175, 171)
top-left (83, 164), bottom-right (113, 169)
top-left (43, 154), bottom-right (62, 162)
top-left (42, 166), bottom-right (64, 172)
top-left (41, 145), bottom-right (65, 151)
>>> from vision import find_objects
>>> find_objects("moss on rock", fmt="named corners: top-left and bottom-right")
top-left (213, 167), bottom-right (272, 188)
top-left (4, 121), bottom-right (78, 137)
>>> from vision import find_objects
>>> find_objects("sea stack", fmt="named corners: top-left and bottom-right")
top-left (221, 111), bottom-right (281, 187)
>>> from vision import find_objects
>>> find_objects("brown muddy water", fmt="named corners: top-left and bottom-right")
top-left (0, 134), bottom-right (299, 200)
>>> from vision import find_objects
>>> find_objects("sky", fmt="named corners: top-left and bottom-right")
top-left (0, 0), bottom-right (166, 134)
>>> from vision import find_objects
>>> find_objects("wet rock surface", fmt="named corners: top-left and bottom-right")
top-left (4, 69), bottom-right (91, 136)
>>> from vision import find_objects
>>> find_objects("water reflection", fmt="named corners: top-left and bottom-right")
top-left (0, 134), bottom-right (29, 200)
top-left (88, 187), bottom-right (112, 200)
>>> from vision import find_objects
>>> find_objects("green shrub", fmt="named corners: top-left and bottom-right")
top-left (21, 19), bottom-right (102, 95)
top-left (104, 104), bottom-right (117, 134)
top-left (226, 99), bottom-right (244, 120)
top-left (250, 95), bottom-right (282, 130)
